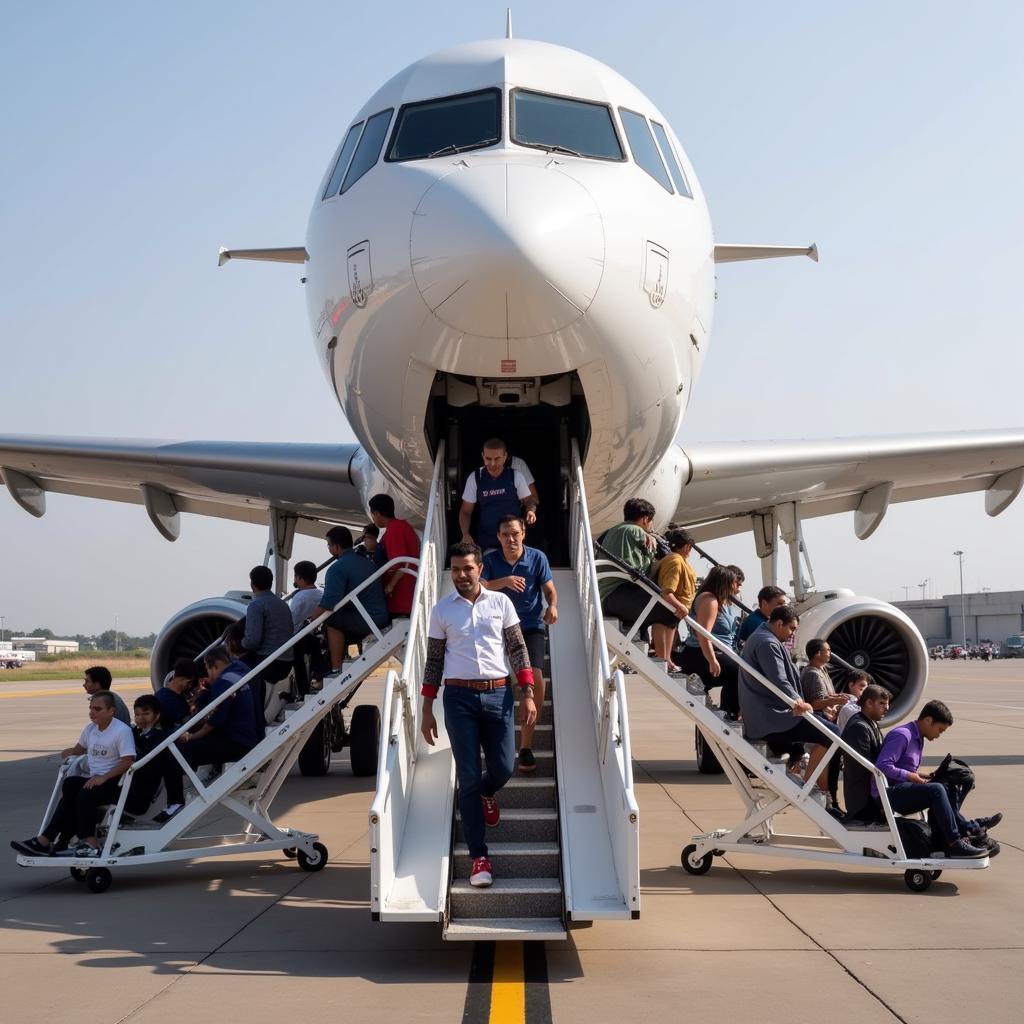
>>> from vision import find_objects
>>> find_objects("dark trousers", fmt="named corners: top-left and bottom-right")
top-left (678, 644), bottom-right (740, 716)
top-left (184, 734), bottom-right (251, 770)
top-left (43, 776), bottom-right (121, 844)
top-left (242, 654), bottom-right (292, 733)
top-left (443, 684), bottom-right (515, 859)
top-left (602, 582), bottom-right (678, 634)
top-left (126, 750), bottom-right (185, 813)
top-left (888, 782), bottom-right (976, 845)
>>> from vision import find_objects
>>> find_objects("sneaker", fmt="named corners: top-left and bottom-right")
top-left (974, 812), bottom-right (1003, 832)
top-left (10, 837), bottom-right (50, 857)
top-left (469, 856), bottom-right (493, 887)
top-left (971, 834), bottom-right (1001, 857)
top-left (153, 803), bottom-right (183, 824)
top-left (946, 838), bottom-right (987, 859)
top-left (73, 843), bottom-right (100, 858)
top-left (518, 748), bottom-right (536, 774)
top-left (481, 794), bottom-right (500, 827)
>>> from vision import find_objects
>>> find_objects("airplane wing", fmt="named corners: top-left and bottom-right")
top-left (0, 435), bottom-right (375, 541)
top-left (674, 429), bottom-right (1024, 540)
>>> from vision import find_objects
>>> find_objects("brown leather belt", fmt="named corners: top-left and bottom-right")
top-left (444, 677), bottom-right (508, 691)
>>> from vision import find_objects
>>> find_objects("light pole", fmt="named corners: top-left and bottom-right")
top-left (114, 614), bottom-right (119, 654)
top-left (953, 550), bottom-right (967, 646)
top-left (918, 579), bottom-right (929, 601)
top-left (901, 585), bottom-right (911, 601)
top-left (0, 615), bottom-right (5, 644)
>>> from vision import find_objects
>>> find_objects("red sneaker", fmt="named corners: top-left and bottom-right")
top-left (481, 794), bottom-right (500, 827)
top-left (470, 856), bottom-right (493, 887)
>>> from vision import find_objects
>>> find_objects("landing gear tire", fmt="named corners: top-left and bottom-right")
top-left (298, 719), bottom-right (332, 777)
top-left (904, 868), bottom-right (933, 893)
top-left (329, 707), bottom-right (347, 752)
top-left (297, 842), bottom-right (328, 872)
top-left (695, 728), bottom-right (724, 775)
top-left (70, 866), bottom-right (88, 884)
top-left (681, 844), bottom-right (714, 875)
top-left (930, 870), bottom-right (942, 880)
top-left (85, 867), bottom-right (112, 893)
top-left (349, 705), bottom-right (380, 778)
top-left (283, 847), bottom-right (298, 859)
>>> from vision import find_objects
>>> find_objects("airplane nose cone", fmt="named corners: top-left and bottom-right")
top-left (410, 163), bottom-right (604, 339)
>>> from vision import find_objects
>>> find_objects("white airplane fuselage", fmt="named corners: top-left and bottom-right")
top-left (303, 38), bottom-right (713, 529)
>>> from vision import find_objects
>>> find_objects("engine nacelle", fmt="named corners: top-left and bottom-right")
top-left (149, 593), bottom-right (252, 689)
top-left (794, 593), bottom-right (929, 723)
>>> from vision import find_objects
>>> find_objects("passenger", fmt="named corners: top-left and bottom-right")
top-left (369, 493), bottom-right (422, 617)
top-left (651, 528), bottom-right (697, 673)
top-left (874, 699), bottom-right (1001, 858)
top-left (840, 683), bottom-right (891, 823)
top-left (835, 670), bottom-right (871, 732)
top-left (289, 560), bottom-right (325, 630)
top-left (420, 541), bottom-right (536, 889)
top-left (677, 565), bottom-right (742, 716)
top-left (124, 694), bottom-right (185, 822)
top-left (224, 621), bottom-right (264, 733)
top-left (739, 606), bottom-right (841, 799)
top-left (180, 646), bottom-right (259, 770)
top-left (799, 640), bottom-right (850, 720)
top-left (317, 526), bottom-right (390, 672)
top-left (355, 523), bottom-right (381, 563)
top-left (156, 658), bottom-right (197, 733)
top-left (82, 665), bottom-right (131, 725)
top-left (11, 691), bottom-right (136, 858)
top-left (459, 438), bottom-right (538, 553)
top-left (598, 498), bottom-right (681, 641)
top-left (481, 514), bottom-right (558, 773)
top-left (736, 586), bottom-right (788, 650)
top-left (242, 567), bottom-right (295, 696)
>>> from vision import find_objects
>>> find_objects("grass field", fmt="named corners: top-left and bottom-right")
top-left (0, 656), bottom-right (151, 682)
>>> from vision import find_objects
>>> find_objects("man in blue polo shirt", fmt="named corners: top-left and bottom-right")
top-left (318, 525), bottom-right (390, 672)
top-left (481, 514), bottom-right (557, 772)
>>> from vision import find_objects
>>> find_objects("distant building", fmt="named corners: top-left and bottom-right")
top-left (11, 637), bottom-right (80, 655)
top-left (894, 590), bottom-right (1024, 647)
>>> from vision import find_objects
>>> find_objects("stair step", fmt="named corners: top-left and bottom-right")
top-left (481, 748), bottom-right (554, 777)
top-left (514, 722), bottom-right (553, 750)
top-left (450, 876), bottom-right (563, 918)
top-left (500, 777), bottom-right (556, 808)
top-left (514, 699), bottom-right (553, 724)
top-left (444, 917), bottom-right (566, 942)
top-left (456, 807), bottom-right (558, 843)
top-left (454, 841), bottom-right (560, 876)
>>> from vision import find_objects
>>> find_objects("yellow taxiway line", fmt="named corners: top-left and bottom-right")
top-left (489, 941), bottom-right (526, 1024)
top-left (0, 682), bottom-right (152, 700)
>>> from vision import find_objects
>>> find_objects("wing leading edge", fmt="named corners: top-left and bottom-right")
top-left (673, 428), bottom-right (1024, 541)
top-left (0, 436), bottom-right (375, 541)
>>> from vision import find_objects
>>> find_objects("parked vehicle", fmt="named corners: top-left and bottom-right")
top-left (1005, 634), bottom-right (1024, 658)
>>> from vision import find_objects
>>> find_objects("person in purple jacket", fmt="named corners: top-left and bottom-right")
top-left (874, 699), bottom-right (1002, 858)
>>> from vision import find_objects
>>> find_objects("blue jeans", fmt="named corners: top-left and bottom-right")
top-left (888, 782), bottom-right (976, 845)
top-left (443, 683), bottom-right (515, 859)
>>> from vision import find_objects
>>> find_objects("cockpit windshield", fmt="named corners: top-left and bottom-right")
top-left (511, 90), bottom-right (623, 160)
top-left (386, 88), bottom-right (501, 162)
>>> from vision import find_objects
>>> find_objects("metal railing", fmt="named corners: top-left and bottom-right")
top-left (568, 440), bottom-right (640, 907)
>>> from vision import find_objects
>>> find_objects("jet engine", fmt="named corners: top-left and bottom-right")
top-left (149, 594), bottom-right (251, 689)
top-left (795, 594), bottom-right (929, 723)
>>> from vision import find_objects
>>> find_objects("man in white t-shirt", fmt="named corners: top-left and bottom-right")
top-left (290, 560), bottom-right (325, 629)
top-left (12, 692), bottom-right (136, 858)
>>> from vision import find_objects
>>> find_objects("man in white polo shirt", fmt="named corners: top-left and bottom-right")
top-left (421, 541), bottom-right (537, 888)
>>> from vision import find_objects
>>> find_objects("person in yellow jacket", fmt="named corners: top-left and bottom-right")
top-left (652, 529), bottom-right (697, 672)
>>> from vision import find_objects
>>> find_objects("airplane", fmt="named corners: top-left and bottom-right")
top-left (2, 33), bottom-right (1023, 727)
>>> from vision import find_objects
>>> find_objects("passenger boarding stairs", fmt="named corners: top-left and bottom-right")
top-left (371, 441), bottom-right (641, 939)
top-left (16, 560), bottom-right (415, 890)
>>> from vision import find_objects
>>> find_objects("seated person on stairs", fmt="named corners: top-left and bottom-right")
top-left (840, 682), bottom-right (890, 823)
top-left (125, 694), bottom-right (186, 823)
top-left (735, 586), bottom-right (788, 651)
top-left (157, 658), bottom-right (197, 733)
top-left (242, 566), bottom-right (295, 713)
top-left (739, 606), bottom-right (840, 798)
top-left (179, 646), bottom-right (259, 771)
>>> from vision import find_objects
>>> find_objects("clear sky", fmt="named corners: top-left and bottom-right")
top-left (1, 2), bottom-right (1022, 636)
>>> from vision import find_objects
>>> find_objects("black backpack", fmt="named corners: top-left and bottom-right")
top-left (930, 755), bottom-right (976, 812)
top-left (896, 817), bottom-right (935, 858)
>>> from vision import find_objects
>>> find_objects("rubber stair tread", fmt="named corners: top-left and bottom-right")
top-left (453, 841), bottom-right (559, 854)
top-left (450, 876), bottom-right (562, 893)
top-left (455, 807), bottom-right (556, 819)
top-left (444, 917), bottom-right (566, 940)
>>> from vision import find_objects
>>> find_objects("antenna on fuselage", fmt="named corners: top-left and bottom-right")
top-left (505, 8), bottom-right (513, 38)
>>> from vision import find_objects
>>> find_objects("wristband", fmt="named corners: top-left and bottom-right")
top-left (515, 668), bottom-right (535, 690)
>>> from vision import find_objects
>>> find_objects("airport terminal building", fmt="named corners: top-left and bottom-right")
top-left (894, 590), bottom-right (1024, 647)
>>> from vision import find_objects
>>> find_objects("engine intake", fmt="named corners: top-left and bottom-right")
top-left (149, 594), bottom-right (251, 689)
top-left (795, 595), bottom-right (928, 723)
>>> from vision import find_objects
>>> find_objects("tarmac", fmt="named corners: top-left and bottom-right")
top-left (1, 659), bottom-right (1021, 1023)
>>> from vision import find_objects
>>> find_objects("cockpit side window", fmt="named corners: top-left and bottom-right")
top-left (511, 90), bottom-right (624, 160)
top-left (650, 121), bottom-right (692, 199)
top-left (322, 121), bottom-right (364, 200)
top-left (340, 108), bottom-right (393, 194)
top-left (618, 108), bottom-right (673, 193)
top-left (386, 89), bottom-right (501, 162)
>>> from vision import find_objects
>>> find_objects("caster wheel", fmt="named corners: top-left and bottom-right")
top-left (297, 842), bottom-right (328, 872)
top-left (681, 844), bottom-right (713, 875)
top-left (85, 867), bottom-right (112, 894)
top-left (930, 870), bottom-right (942, 880)
top-left (70, 866), bottom-right (88, 884)
top-left (283, 847), bottom-right (298, 859)
top-left (904, 868), bottom-right (932, 893)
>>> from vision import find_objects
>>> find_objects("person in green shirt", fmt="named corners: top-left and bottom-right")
top-left (598, 498), bottom-right (680, 637)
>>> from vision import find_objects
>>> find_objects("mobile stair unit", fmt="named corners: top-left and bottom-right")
top-left (370, 442), bottom-right (640, 939)
top-left (15, 561), bottom-right (413, 893)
